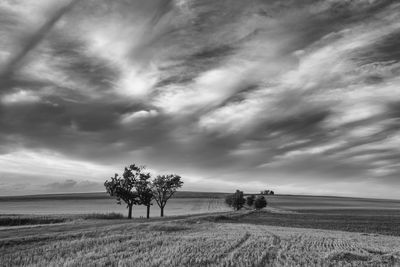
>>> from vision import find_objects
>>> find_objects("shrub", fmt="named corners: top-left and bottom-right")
top-left (254, 196), bottom-right (267, 209)
top-left (246, 195), bottom-right (255, 207)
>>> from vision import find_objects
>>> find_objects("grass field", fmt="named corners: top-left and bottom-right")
top-left (0, 194), bottom-right (399, 266)
top-left (0, 194), bottom-right (230, 217)
top-left (211, 209), bottom-right (400, 237)
top-left (0, 213), bottom-right (124, 226)
top-left (0, 191), bottom-right (230, 201)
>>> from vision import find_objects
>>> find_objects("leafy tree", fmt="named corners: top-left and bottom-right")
top-left (254, 195), bottom-right (267, 210)
top-left (225, 190), bottom-right (246, 211)
top-left (270, 190), bottom-right (274, 195)
top-left (134, 171), bottom-right (153, 219)
top-left (152, 174), bottom-right (183, 217)
top-left (246, 194), bottom-right (255, 207)
top-left (121, 164), bottom-right (155, 219)
top-left (104, 166), bottom-right (142, 219)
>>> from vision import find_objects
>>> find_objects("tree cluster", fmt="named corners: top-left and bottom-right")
top-left (104, 164), bottom-right (183, 219)
top-left (225, 191), bottom-right (268, 211)
top-left (246, 194), bottom-right (267, 209)
top-left (225, 190), bottom-right (246, 211)
top-left (260, 190), bottom-right (274, 195)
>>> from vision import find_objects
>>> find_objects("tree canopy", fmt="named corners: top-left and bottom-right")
top-left (152, 174), bottom-right (183, 217)
top-left (104, 164), bottom-right (147, 219)
top-left (254, 195), bottom-right (267, 209)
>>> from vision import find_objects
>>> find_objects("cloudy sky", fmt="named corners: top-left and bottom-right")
top-left (0, 0), bottom-right (400, 198)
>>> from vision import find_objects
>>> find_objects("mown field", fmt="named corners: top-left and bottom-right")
top-left (1, 212), bottom-right (400, 266)
top-left (1, 194), bottom-right (399, 266)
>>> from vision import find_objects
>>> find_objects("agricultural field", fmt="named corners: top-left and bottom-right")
top-left (218, 208), bottom-right (400, 237)
top-left (1, 214), bottom-right (400, 266)
top-left (0, 192), bottom-right (230, 217)
top-left (1, 192), bottom-right (399, 217)
top-left (1, 194), bottom-right (399, 266)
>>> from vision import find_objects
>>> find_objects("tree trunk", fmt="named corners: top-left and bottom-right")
top-left (128, 204), bottom-right (133, 219)
top-left (160, 206), bottom-right (164, 217)
top-left (146, 205), bottom-right (150, 219)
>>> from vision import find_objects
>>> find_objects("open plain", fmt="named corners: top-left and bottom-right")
top-left (1, 193), bottom-right (399, 266)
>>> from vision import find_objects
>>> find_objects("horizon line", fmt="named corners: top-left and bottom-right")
top-left (1, 191), bottom-right (399, 202)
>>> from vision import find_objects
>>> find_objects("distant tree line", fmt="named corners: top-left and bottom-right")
top-left (260, 190), bottom-right (274, 195)
top-left (104, 164), bottom-right (183, 219)
top-left (225, 189), bottom-right (272, 211)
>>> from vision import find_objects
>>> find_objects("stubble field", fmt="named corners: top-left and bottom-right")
top-left (1, 216), bottom-right (400, 266)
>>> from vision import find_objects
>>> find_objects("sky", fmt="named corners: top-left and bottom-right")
top-left (0, 0), bottom-right (400, 198)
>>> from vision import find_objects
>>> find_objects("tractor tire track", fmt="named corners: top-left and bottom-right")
top-left (256, 230), bottom-right (282, 266)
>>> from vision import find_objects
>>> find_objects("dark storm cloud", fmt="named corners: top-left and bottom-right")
top-left (1, 0), bottom-right (400, 198)
top-left (0, 99), bottom-right (152, 159)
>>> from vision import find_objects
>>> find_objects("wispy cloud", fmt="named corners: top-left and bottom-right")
top-left (1, 0), bottom-right (400, 198)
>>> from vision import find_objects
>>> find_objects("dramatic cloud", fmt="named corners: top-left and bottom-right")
top-left (1, 0), bottom-right (400, 198)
